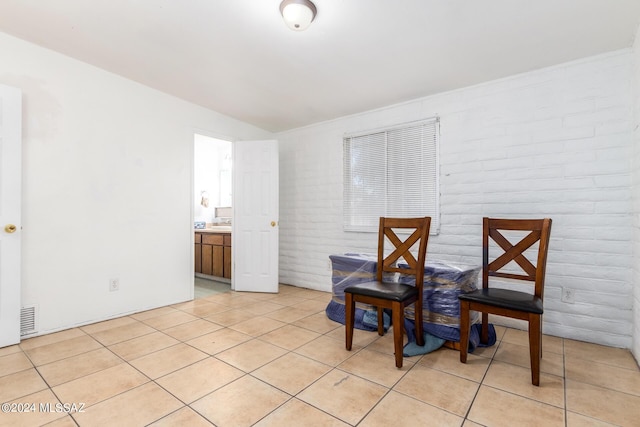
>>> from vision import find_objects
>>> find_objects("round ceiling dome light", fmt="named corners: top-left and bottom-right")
top-left (280, 0), bottom-right (317, 31)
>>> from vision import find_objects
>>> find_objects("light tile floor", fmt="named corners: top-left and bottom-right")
top-left (2, 284), bottom-right (640, 426)
top-left (194, 277), bottom-right (231, 299)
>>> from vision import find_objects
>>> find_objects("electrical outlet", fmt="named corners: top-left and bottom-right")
top-left (561, 287), bottom-right (574, 304)
top-left (109, 278), bottom-right (120, 292)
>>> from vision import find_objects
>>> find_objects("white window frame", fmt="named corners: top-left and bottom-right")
top-left (343, 118), bottom-right (440, 234)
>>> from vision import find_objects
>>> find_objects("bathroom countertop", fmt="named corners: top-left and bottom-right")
top-left (195, 227), bottom-right (232, 233)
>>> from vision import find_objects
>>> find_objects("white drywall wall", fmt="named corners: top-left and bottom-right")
top-left (0, 31), bottom-right (270, 336)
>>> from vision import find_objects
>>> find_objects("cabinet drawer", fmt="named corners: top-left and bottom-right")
top-left (202, 234), bottom-right (224, 245)
top-left (194, 233), bottom-right (202, 243)
top-left (223, 235), bottom-right (231, 246)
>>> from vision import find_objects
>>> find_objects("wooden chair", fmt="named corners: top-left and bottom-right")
top-left (345, 217), bottom-right (431, 368)
top-left (458, 217), bottom-right (552, 385)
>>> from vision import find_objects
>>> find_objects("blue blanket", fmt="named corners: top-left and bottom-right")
top-left (325, 300), bottom-right (390, 332)
top-left (403, 318), bottom-right (496, 356)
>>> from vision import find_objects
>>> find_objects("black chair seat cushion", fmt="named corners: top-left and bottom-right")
top-left (458, 288), bottom-right (543, 314)
top-left (344, 280), bottom-right (418, 302)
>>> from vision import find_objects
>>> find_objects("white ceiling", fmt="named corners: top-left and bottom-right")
top-left (1, 1), bottom-right (639, 132)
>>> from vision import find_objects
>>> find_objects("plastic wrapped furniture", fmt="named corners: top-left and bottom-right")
top-left (401, 261), bottom-right (481, 342)
top-left (326, 253), bottom-right (481, 343)
top-left (325, 253), bottom-right (382, 331)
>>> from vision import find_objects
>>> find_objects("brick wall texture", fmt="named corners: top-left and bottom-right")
top-left (278, 49), bottom-right (636, 349)
top-left (632, 26), bottom-right (640, 359)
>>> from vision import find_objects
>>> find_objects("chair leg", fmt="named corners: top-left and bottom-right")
top-left (392, 302), bottom-right (404, 368)
top-left (459, 301), bottom-right (470, 363)
top-left (414, 301), bottom-right (425, 347)
top-left (539, 321), bottom-right (543, 359)
top-left (481, 312), bottom-right (489, 344)
top-left (345, 293), bottom-right (355, 351)
top-left (529, 313), bottom-right (541, 386)
top-left (377, 307), bottom-right (384, 336)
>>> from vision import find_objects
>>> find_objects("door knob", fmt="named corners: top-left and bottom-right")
top-left (271, 221), bottom-right (277, 227)
top-left (4, 224), bottom-right (17, 233)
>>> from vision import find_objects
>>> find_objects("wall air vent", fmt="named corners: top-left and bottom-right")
top-left (20, 305), bottom-right (37, 336)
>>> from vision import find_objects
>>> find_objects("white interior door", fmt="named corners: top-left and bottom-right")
top-left (0, 85), bottom-right (22, 347)
top-left (232, 140), bottom-right (279, 293)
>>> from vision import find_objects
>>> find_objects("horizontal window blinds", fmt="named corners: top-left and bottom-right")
top-left (343, 118), bottom-right (439, 233)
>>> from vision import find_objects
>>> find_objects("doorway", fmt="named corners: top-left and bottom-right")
top-left (0, 84), bottom-right (22, 346)
top-left (193, 133), bottom-right (232, 297)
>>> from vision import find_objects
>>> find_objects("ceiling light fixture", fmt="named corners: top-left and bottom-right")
top-left (280, 0), bottom-right (317, 31)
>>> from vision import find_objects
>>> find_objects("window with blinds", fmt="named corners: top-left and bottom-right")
top-left (343, 118), bottom-right (440, 233)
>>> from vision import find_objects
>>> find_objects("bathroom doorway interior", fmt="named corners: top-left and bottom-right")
top-left (193, 133), bottom-right (233, 297)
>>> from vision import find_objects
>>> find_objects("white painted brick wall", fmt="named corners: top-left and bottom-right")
top-left (277, 50), bottom-right (635, 348)
top-left (632, 24), bottom-right (640, 362)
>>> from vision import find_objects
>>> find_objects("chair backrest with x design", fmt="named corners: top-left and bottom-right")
top-left (483, 217), bottom-right (552, 296)
top-left (377, 217), bottom-right (430, 286)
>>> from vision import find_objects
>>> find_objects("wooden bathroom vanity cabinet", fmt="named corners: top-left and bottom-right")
top-left (195, 229), bottom-right (232, 279)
